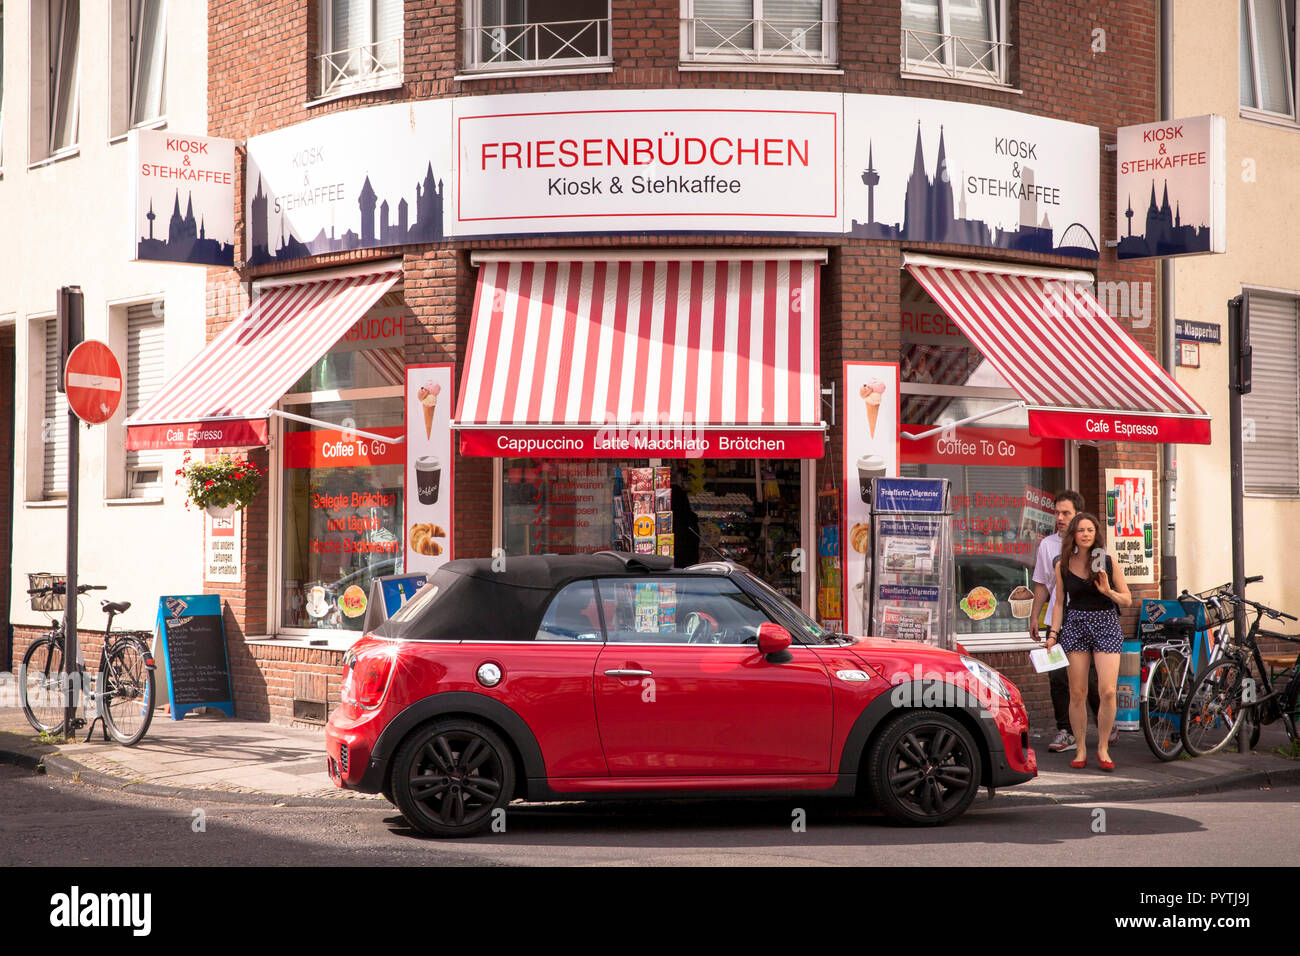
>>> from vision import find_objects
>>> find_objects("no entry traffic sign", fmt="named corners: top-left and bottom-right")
top-left (65, 340), bottom-right (123, 424)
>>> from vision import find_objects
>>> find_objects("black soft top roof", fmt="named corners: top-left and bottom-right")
top-left (374, 552), bottom-right (687, 641)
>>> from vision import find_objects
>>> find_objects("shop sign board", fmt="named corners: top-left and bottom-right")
top-left (155, 595), bottom-right (235, 720)
top-left (1104, 468), bottom-right (1156, 585)
top-left (205, 510), bottom-right (241, 583)
top-left (900, 425), bottom-right (1064, 468)
top-left (459, 426), bottom-right (824, 459)
top-left (1026, 408), bottom-right (1210, 446)
top-left (843, 361), bottom-right (901, 637)
top-left (1116, 114), bottom-right (1226, 259)
top-left (130, 129), bottom-right (236, 266)
top-left (245, 91), bottom-right (1101, 262)
top-left (405, 364), bottom-right (455, 575)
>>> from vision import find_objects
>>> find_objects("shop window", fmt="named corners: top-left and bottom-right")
top-left (30, 0), bottom-right (80, 162)
top-left (277, 290), bottom-right (408, 639)
top-left (109, 0), bottom-right (167, 137)
top-left (318, 0), bottom-right (403, 99)
top-left (463, 0), bottom-right (611, 73)
top-left (901, 0), bottom-right (1008, 86)
top-left (1241, 0), bottom-right (1298, 120)
top-left (125, 302), bottom-right (165, 496)
top-left (1242, 292), bottom-right (1300, 496)
top-left (596, 576), bottom-right (771, 644)
top-left (900, 277), bottom-right (1065, 645)
top-left (681, 0), bottom-right (838, 68)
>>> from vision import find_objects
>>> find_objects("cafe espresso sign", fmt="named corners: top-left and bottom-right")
top-left (246, 90), bottom-right (1100, 260)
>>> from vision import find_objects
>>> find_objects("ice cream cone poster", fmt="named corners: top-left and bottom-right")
top-left (405, 364), bottom-right (455, 574)
top-left (843, 361), bottom-right (900, 636)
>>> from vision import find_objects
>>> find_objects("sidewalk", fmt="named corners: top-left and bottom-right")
top-left (2, 671), bottom-right (1297, 809)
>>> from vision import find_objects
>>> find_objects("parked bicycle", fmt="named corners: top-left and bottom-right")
top-left (1137, 579), bottom-right (1249, 761)
top-left (19, 573), bottom-right (157, 746)
top-left (1179, 589), bottom-right (1300, 758)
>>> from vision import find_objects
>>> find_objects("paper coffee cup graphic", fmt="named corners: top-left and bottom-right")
top-left (857, 454), bottom-right (886, 503)
top-left (416, 456), bottom-right (442, 505)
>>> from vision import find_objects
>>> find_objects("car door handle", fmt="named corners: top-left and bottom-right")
top-left (604, 669), bottom-right (653, 677)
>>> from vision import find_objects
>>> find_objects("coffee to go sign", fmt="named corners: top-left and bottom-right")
top-left (283, 427), bottom-right (404, 469)
top-left (903, 425), bottom-right (1064, 469)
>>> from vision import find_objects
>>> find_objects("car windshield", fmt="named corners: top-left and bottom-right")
top-left (734, 569), bottom-right (838, 644)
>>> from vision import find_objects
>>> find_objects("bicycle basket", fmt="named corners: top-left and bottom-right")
top-left (1186, 583), bottom-right (1235, 629)
top-left (27, 573), bottom-right (66, 613)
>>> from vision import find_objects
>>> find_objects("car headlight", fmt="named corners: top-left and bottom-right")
top-left (960, 656), bottom-right (1012, 701)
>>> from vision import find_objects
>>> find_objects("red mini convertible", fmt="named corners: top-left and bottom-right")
top-left (326, 553), bottom-right (1036, 836)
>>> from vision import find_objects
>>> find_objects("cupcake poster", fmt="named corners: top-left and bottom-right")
top-left (405, 364), bottom-right (455, 574)
top-left (842, 361), bottom-right (901, 636)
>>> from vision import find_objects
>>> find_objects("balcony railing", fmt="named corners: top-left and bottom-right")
top-left (683, 17), bottom-right (838, 66)
top-left (901, 27), bottom-right (1009, 85)
top-left (318, 37), bottom-right (404, 98)
top-left (464, 18), bottom-right (612, 72)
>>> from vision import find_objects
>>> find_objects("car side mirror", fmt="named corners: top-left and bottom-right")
top-left (758, 623), bottom-right (793, 663)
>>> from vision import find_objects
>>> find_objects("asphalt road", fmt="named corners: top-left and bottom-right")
top-left (3, 763), bottom-right (1298, 867)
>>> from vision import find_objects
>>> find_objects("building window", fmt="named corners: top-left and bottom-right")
top-left (1243, 292), bottom-right (1300, 496)
top-left (463, 0), bottom-right (611, 73)
top-left (318, 0), bottom-right (403, 99)
top-left (32, 0), bottom-right (80, 159)
top-left (681, 1), bottom-right (838, 68)
top-left (125, 303), bottom-right (165, 496)
top-left (901, 0), bottom-right (1008, 86)
top-left (42, 318), bottom-right (69, 498)
top-left (109, 0), bottom-right (166, 138)
top-left (1240, 0), bottom-right (1297, 119)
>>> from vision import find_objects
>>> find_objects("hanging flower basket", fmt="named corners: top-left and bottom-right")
top-left (176, 452), bottom-right (264, 514)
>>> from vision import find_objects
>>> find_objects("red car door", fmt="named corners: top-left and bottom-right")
top-left (593, 576), bottom-right (834, 776)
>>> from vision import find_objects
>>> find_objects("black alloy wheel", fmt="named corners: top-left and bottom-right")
top-left (392, 718), bottom-right (515, 837)
top-left (867, 711), bottom-right (982, 826)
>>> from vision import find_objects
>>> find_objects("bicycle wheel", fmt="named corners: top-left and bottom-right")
top-left (20, 636), bottom-right (68, 735)
top-left (1140, 651), bottom-right (1185, 761)
top-left (99, 639), bottom-right (155, 746)
top-left (1181, 656), bottom-right (1248, 757)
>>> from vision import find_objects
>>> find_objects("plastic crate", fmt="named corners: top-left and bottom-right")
top-left (27, 572), bottom-right (67, 613)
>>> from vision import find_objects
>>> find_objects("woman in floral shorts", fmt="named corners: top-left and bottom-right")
top-left (1047, 512), bottom-right (1132, 771)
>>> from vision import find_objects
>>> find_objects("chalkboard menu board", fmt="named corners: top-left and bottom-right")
top-left (156, 595), bottom-right (235, 720)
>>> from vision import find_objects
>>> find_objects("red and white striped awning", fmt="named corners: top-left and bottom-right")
top-left (455, 255), bottom-right (825, 458)
top-left (904, 257), bottom-right (1211, 444)
top-left (125, 268), bottom-right (402, 450)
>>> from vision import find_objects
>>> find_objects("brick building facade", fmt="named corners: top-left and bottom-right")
top-left (178, 0), bottom-right (1172, 728)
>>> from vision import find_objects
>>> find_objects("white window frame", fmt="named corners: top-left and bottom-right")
top-left (900, 0), bottom-right (1009, 88)
top-left (680, 0), bottom-right (839, 69)
top-left (109, 0), bottom-right (167, 139)
top-left (1240, 0), bottom-right (1299, 124)
top-left (121, 300), bottom-right (166, 499)
top-left (316, 0), bottom-right (404, 102)
top-left (25, 315), bottom-right (68, 502)
top-left (1242, 288), bottom-right (1300, 498)
top-left (462, 0), bottom-right (613, 75)
top-left (29, 0), bottom-right (81, 165)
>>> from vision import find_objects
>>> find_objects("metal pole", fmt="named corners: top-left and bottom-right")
top-left (63, 408), bottom-right (79, 732)
top-left (1227, 297), bottom-right (1247, 639)
top-left (1159, 0), bottom-right (1178, 599)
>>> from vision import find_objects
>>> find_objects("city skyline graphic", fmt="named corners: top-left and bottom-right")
top-left (1116, 178), bottom-right (1212, 259)
top-left (248, 163), bottom-right (445, 266)
top-left (849, 122), bottom-right (1099, 259)
top-left (137, 189), bottom-right (234, 265)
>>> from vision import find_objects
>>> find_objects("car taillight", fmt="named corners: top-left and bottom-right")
top-left (343, 650), bottom-right (395, 710)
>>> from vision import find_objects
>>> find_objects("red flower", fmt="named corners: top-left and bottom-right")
top-left (233, 471), bottom-right (245, 480)
top-left (204, 480), bottom-right (214, 488)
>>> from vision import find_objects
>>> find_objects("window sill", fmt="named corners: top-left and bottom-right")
top-left (108, 117), bottom-right (169, 145)
top-left (27, 147), bottom-right (81, 171)
top-left (900, 68), bottom-right (1021, 95)
top-left (247, 634), bottom-right (353, 652)
top-left (1238, 107), bottom-right (1300, 130)
top-left (307, 76), bottom-right (404, 109)
top-left (455, 63), bottom-right (614, 82)
top-left (679, 62), bottom-right (843, 75)
top-left (105, 496), bottom-right (165, 506)
top-left (26, 499), bottom-right (68, 509)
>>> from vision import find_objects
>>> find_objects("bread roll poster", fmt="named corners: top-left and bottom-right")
top-left (843, 361), bottom-right (900, 636)
top-left (405, 364), bottom-right (455, 574)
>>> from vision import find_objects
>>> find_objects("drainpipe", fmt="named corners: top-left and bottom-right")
top-left (1159, 0), bottom-right (1178, 599)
